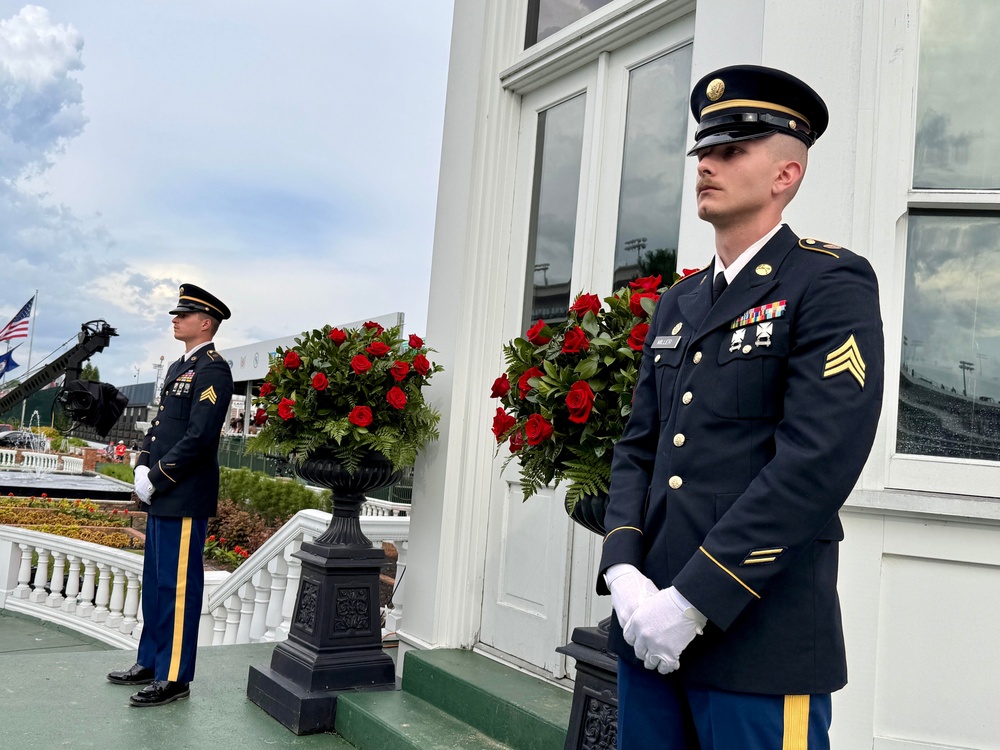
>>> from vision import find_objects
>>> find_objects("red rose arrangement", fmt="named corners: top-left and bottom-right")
top-left (490, 277), bottom-right (664, 508)
top-left (249, 321), bottom-right (443, 473)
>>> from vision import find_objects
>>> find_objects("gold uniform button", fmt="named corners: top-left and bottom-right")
top-left (668, 476), bottom-right (683, 490)
top-left (159, 405), bottom-right (165, 411)
top-left (693, 351), bottom-right (702, 364)
top-left (682, 391), bottom-right (693, 404)
top-left (151, 436), bottom-right (156, 442)
top-left (154, 420), bottom-right (160, 426)
top-left (742, 345), bottom-right (752, 354)
top-left (654, 354), bottom-right (661, 363)
top-left (673, 433), bottom-right (686, 447)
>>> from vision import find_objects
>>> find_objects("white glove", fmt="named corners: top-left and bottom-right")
top-left (624, 586), bottom-right (707, 674)
top-left (606, 564), bottom-right (659, 631)
top-left (134, 466), bottom-right (154, 505)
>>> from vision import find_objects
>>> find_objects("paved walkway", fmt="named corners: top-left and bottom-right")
top-left (0, 611), bottom-right (354, 749)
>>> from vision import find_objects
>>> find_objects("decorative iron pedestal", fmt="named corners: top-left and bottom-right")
top-left (247, 453), bottom-right (400, 735)
top-left (556, 618), bottom-right (618, 750)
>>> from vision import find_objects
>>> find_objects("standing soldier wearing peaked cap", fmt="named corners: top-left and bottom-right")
top-left (107, 284), bottom-right (234, 707)
top-left (599, 65), bottom-right (884, 748)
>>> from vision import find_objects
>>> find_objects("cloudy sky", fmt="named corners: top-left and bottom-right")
top-left (0, 2), bottom-right (453, 387)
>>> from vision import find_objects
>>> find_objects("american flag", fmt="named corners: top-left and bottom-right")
top-left (0, 298), bottom-right (33, 343)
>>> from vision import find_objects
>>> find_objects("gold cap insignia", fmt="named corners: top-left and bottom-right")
top-left (199, 386), bottom-right (218, 404)
top-left (706, 78), bottom-right (725, 101)
top-left (788, 120), bottom-right (797, 130)
top-left (755, 264), bottom-right (772, 276)
top-left (672, 323), bottom-right (683, 335)
top-left (823, 334), bottom-right (866, 389)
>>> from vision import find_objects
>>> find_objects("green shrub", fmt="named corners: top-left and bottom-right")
top-left (97, 463), bottom-right (135, 483)
top-left (67, 437), bottom-right (89, 447)
top-left (219, 467), bottom-right (330, 525)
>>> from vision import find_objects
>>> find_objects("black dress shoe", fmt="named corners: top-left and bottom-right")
top-left (107, 663), bottom-right (154, 685)
top-left (129, 680), bottom-right (190, 707)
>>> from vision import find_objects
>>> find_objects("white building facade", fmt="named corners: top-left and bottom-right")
top-left (402, 2), bottom-right (1000, 748)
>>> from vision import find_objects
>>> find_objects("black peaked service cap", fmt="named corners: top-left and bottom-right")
top-left (169, 284), bottom-right (231, 322)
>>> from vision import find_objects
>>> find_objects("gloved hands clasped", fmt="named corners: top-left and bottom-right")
top-left (134, 465), bottom-right (154, 505)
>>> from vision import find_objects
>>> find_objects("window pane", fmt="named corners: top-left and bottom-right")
top-left (613, 44), bottom-right (693, 289)
top-left (524, 94), bottom-right (587, 328)
top-left (897, 212), bottom-right (1000, 461)
top-left (913, 0), bottom-right (1000, 189)
top-left (526, 0), bottom-right (616, 48)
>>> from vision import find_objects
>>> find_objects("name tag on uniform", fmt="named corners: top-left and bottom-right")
top-left (652, 335), bottom-right (681, 349)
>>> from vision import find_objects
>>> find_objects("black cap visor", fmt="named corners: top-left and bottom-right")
top-left (687, 128), bottom-right (778, 157)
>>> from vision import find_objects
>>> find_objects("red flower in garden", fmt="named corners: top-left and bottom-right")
top-left (208, 535), bottom-right (216, 542)
top-left (566, 381), bottom-right (595, 424)
top-left (349, 405), bottom-right (373, 427)
top-left (363, 321), bottom-right (384, 335)
top-left (311, 372), bottom-right (329, 391)
top-left (259, 382), bottom-right (274, 397)
top-left (351, 355), bottom-right (373, 374)
top-left (386, 386), bottom-right (407, 410)
top-left (628, 323), bottom-right (649, 352)
top-left (277, 398), bottom-right (295, 420)
top-left (41, 493), bottom-right (47, 499)
top-left (629, 291), bottom-right (659, 317)
top-left (408, 334), bottom-right (424, 348)
top-left (491, 407), bottom-right (516, 442)
top-left (518, 367), bottom-right (544, 399)
top-left (390, 361), bottom-right (410, 382)
top-left (366, 341), bottom-right (391, 357)
top-left (561, 326), bottom-right (590, 354)
top-left (254, 408), bottom-right (268, 426)
top-left (524, 414), bottom-right (554, 446)
top-left (569, 293), bottom-right (602, 318)
top-left (283, 350), bottom-right (301, 369)
top-left (220, 537), bottom-right (227, 544)
top-left (329, 328), bottom-right (347, 345)
top-left (490, 373), bottom-right (510, 398)
top-left (508, 429), bottom-right (525, 454)
top-left (629, 275), bottom-right (662, 293)
top-left (526, 319), bottom-right (551, 345)
top-left (413, 354), bottom-right (431, 376)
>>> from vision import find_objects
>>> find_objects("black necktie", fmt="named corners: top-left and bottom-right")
top-left (712, 272), bottom-right (728, 304)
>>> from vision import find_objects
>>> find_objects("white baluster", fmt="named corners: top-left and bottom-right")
top-left (261, 555), bottom-right (288, 642)
top-left (29, 548), bottom-right (50, 603)
top-left (223, 593), bottom-right (241, 645)
top-left (277, 539), bottom-right (303, 641)
top-left (384, 540), bottom-right (407, 636)
top-left (76, 559), bottom-right (97, 617)
top-left (92, 562), bottom-right (111, 622)
top-left (46, 551), bottom-right (66, 607)
top-left (248, 568), bottom-right (272, 643)
top-left (62, 555), bottom-right (81, 613)
top-left (236, 582), bottom-right (255, 644)
top-left (120, 570), bottom-right (140, 635)
top-left (106, 566), bottom-right (125, 629)
top-left (13, 544), bottom-right (32, 599)
top-left (211, 607), bottom-right (227, 645)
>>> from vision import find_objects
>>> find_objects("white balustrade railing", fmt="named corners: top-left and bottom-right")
top-left (61, 456), bottom-right (84, 474)
top-left (0, 449), bottom-right (17, 468)
top-left (1, 505), bottom-right (410, 650)
top-left (21, 452), bottom-right (59, 472)
top-left (360, 497), bottom-right (410, 516)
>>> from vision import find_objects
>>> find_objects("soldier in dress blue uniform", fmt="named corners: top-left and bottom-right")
top-left (107, 284), bottom-right (234, 707)
top-left (600, 66), bottom-right (884, 748)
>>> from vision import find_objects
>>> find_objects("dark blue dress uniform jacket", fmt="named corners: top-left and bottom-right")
top-left (599, 225), bottom-right (884, 696)
top-left (137, 344), bottom-right (234, 518)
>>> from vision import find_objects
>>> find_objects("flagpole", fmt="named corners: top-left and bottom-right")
top-left (19, 290), bottom-right (38, 429)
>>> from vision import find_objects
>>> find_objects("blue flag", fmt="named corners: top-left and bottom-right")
top-left (0, 349), bottom-right (20, 377)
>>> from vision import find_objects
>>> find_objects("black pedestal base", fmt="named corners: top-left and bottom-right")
top-left (556, 619), bottom-right (619, 750)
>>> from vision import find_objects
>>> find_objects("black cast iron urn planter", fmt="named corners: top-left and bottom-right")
top-left (247, 451), bottom-right (401, 735)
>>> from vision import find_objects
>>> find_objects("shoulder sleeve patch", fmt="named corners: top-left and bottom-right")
top-left (799, 238), bottom-right (842, 258)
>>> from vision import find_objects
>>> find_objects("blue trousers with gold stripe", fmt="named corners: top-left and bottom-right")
top-left (618, 659), bottom-right (832, 749)
top-left (137, 516), bottom-right (208, 683)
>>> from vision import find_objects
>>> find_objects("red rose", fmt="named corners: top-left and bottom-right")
top-left (628, 323), bottom-right (649, 352)
top-left (283, 350), bottom-right (301, 369)
top-left (351, 355), bottom-right (373, 374)
top-left (363, 321), bottom-right (384, 335)
top-left (349, 405), bottom-right (373, 427)
top-left (390, 360), bottom-right (410, 382)
top-left (569, 293), bottom-right (601, 318)
top-left (566, 381), bottom-right (595, 424)
top-left (508, 429), bottom-right (525, 454)
top-left (526, 319), bottom-right (551, 345)
top-left (386, 386), bottom-right (407, 409)
top-left (329, 328), bottom-right (347, 345)
top-left (311, 372), bottom-right (328, 391)
top-left (561, 326), bottom-right (590, 354)
top-left (259, 382), bottom-right (274, 397)
top-left (254, 408), bottom-right (268, 426)
top-left (408, 334), bottom-right (424, 348)
top-left (518, 366), bottom-right (544, 399)
top-left (629, 291), bottom-right (659, 317)
top-left (490, 373), bottom-right (511, 398)
top-left (413, 354), bottom-right (431, 376)
top-left (491, 407), bottom-right (516, 442)
top-left (629, 275), bottom-right (662, 293)
top-left (524, 413), bottom-right (554, 445)
top-left (681, 267), bottom-right (701, 277)
top-left (277, 398), bottom-right (295, 420)
top-left (367, 341), bottom-right (391, 357)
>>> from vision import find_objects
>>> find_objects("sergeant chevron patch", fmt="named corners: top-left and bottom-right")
top-left (823, 334), bottom-right (866, 388)
top-left (199, 386), bottom-right (218, 404)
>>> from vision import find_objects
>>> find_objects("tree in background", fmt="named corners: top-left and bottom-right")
top-left (80, 363), bottom-right (100, 382)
